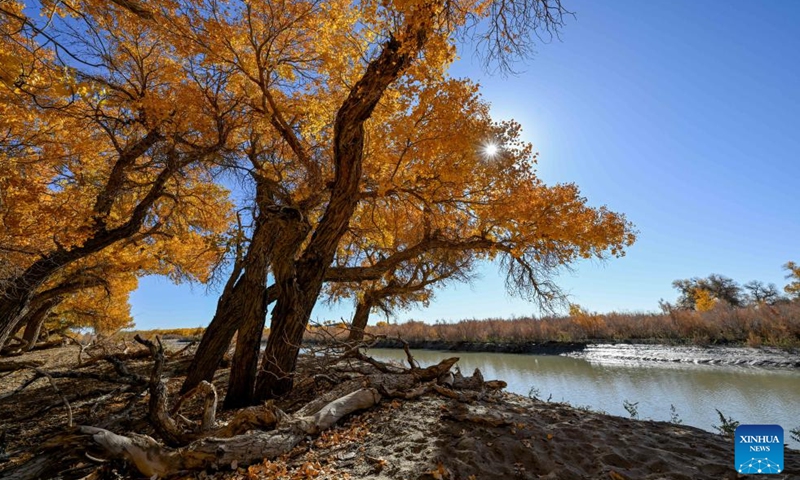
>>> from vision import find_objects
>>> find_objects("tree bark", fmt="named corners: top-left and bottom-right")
top-left (179, 285), bottom-right (277, 395)
top-left (347, 299), bottom-right (373, 342)
top-left (223, 184), bottom-right (311, 407)
top-left (21, 297), bottom-right (62, 350)
top-left (223, 215), bottom-right (272, 409)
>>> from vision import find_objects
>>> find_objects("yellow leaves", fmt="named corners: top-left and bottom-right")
top-left (784, 261), bottom-right (800, 299)
top-left (694, 288), bottom-right (717, 312)
top-left (569, 303), bottom-right (588, 317)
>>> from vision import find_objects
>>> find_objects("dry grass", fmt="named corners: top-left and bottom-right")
top-left (349, 301), bottom-right (800, 348)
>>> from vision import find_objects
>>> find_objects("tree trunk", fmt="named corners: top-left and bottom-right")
top-left (21, 297), bottom-right (62, 350)
top-left (253, 26), bottom-right (431, 401)
top-left (223, 278), bottom-right (267, 408)
top-left (0, 254), bottom-right (82, 352)
top-left (254, 286), bottom-right (317, 400)
top-left (224, 200), bottom-right (310, 408)
top-left (179, 285), bottom-right (243, 394)
top-left (347, 299), bottom-right (373, 342)
top-left (0, 285), bottom-right (38, 349)
top-left (179, 284), bottom-right (278, 395)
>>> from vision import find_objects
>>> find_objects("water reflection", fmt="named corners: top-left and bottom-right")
top-left (366, 348), bottom-right (800, 448)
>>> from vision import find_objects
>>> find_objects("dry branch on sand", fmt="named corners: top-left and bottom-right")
top-left (3, 342), bottom-right (800, 480)
top-left (2, 337), bottom-right (500, 479)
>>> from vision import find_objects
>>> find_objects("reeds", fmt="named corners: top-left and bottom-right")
top-left (350, 301), bottom-right (800, 347)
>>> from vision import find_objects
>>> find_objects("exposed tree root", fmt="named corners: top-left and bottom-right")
top-left (79, 387), bottom-right (382, 478)
top-left (2, 342), bottom-right (502, 479)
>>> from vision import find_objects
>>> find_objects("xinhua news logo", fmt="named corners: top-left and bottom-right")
top-left (735, 424), bottom-right (784, 474)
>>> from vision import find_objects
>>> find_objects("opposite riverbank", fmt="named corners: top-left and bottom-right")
top-left (363, 338), bottom-right (800, 368)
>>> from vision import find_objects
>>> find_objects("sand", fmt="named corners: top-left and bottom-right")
top-left (1, 344), bottom-right (798, 479)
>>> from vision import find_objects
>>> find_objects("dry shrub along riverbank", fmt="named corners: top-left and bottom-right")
top-left (352, 302), bottom-right (800, 348)
top-left (1, 341), bottom-right (799, 479)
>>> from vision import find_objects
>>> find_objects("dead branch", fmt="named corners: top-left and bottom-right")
top-left (77, 348), bottom-right (151, 368)
top-left (80, 388), bottom-right (383, 477)
top-left (37, 369), bottom-right (73, 427)
top-left (63, 334), bottom-right (95, 365)
top-left (0, 359), bottom-right (44, 372)
top-left (167, 340), bottom-right (196, 359)
top-left (0, 364), bottom-right (147, 402)
top-left (0, 371), bottom-right (45, 401)
top-left (96, 388), bottom-right (147, 429)
top-left (214, 403), bottom-right (281, 437)
top-left (398, 337), bottom-right (420, 370)
top-left (170, 381), bottom-right (217, 433)
top-left (133, 334), bottom-right (186, 447)
top-left (0, 336), bottom-right (29, 356)
top-left (346, 349), bottom-right (405, 374)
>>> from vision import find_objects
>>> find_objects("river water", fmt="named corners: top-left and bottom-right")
top-left (366, 348), bottom-right (800, 448)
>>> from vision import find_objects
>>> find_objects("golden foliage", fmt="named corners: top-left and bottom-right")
top-left (2, 0), bottom-right (629, 341)
top-left (694, 288), bottom-right (717, 312)
top-left (1, 0), bottom-right (236, 334)
top-left (784, 261), bottom-right (800, 299)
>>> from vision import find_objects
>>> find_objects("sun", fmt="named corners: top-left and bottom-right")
top-left (483, 142), bottom-right (500, 157)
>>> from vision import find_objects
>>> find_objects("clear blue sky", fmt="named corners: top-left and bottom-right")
top-left (130, 0), bottom-right (800, 330)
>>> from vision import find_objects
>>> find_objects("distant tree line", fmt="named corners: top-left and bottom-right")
top-left (665, 262), bottom-right (800, 312)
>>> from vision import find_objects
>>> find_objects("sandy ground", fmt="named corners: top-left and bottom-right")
top-left (569, 344), bottom-right (800, 368)
top-left (228, 393), bottom-right (799, 480)
top-left (1, 344), bottom-right (798, 480)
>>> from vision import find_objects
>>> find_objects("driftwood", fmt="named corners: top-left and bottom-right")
top-left (74, 354), bottom-right (482, 478)
top-left (80, 387), bottom-right (382, 477)
top-left (3, 341), bottom-right (503, 479)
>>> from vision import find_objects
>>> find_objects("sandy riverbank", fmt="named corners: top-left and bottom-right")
top-left (366, 339), bottom-right (800, 369)
top-left (1, 344), bottom-right (798, 479)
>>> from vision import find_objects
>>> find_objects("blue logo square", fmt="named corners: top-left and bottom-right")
top-left (735, 424), bottom-right (784, 474)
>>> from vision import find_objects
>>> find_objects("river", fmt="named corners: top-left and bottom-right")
top-left (366, 348), bottom-right (800, 449)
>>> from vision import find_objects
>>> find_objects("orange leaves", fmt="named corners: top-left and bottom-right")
top-left (313, 421), bottom-right (370, 449)
top-left (429, 462), bottom-right (453, 479)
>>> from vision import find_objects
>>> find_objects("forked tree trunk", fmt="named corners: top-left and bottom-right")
top-left (224, 203), bottom-right (310, 408)
top-left (347, 299), bottom-right (373, 342)
top-left (254, 25), bottom-right (431, 402)
top-left (223, 219), bottom-right (272, 409)
top-left (179, 284), bottom-right (278, 395)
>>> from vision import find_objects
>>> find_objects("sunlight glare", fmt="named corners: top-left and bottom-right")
top-left (483, 142), bottom-right (499, 157)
